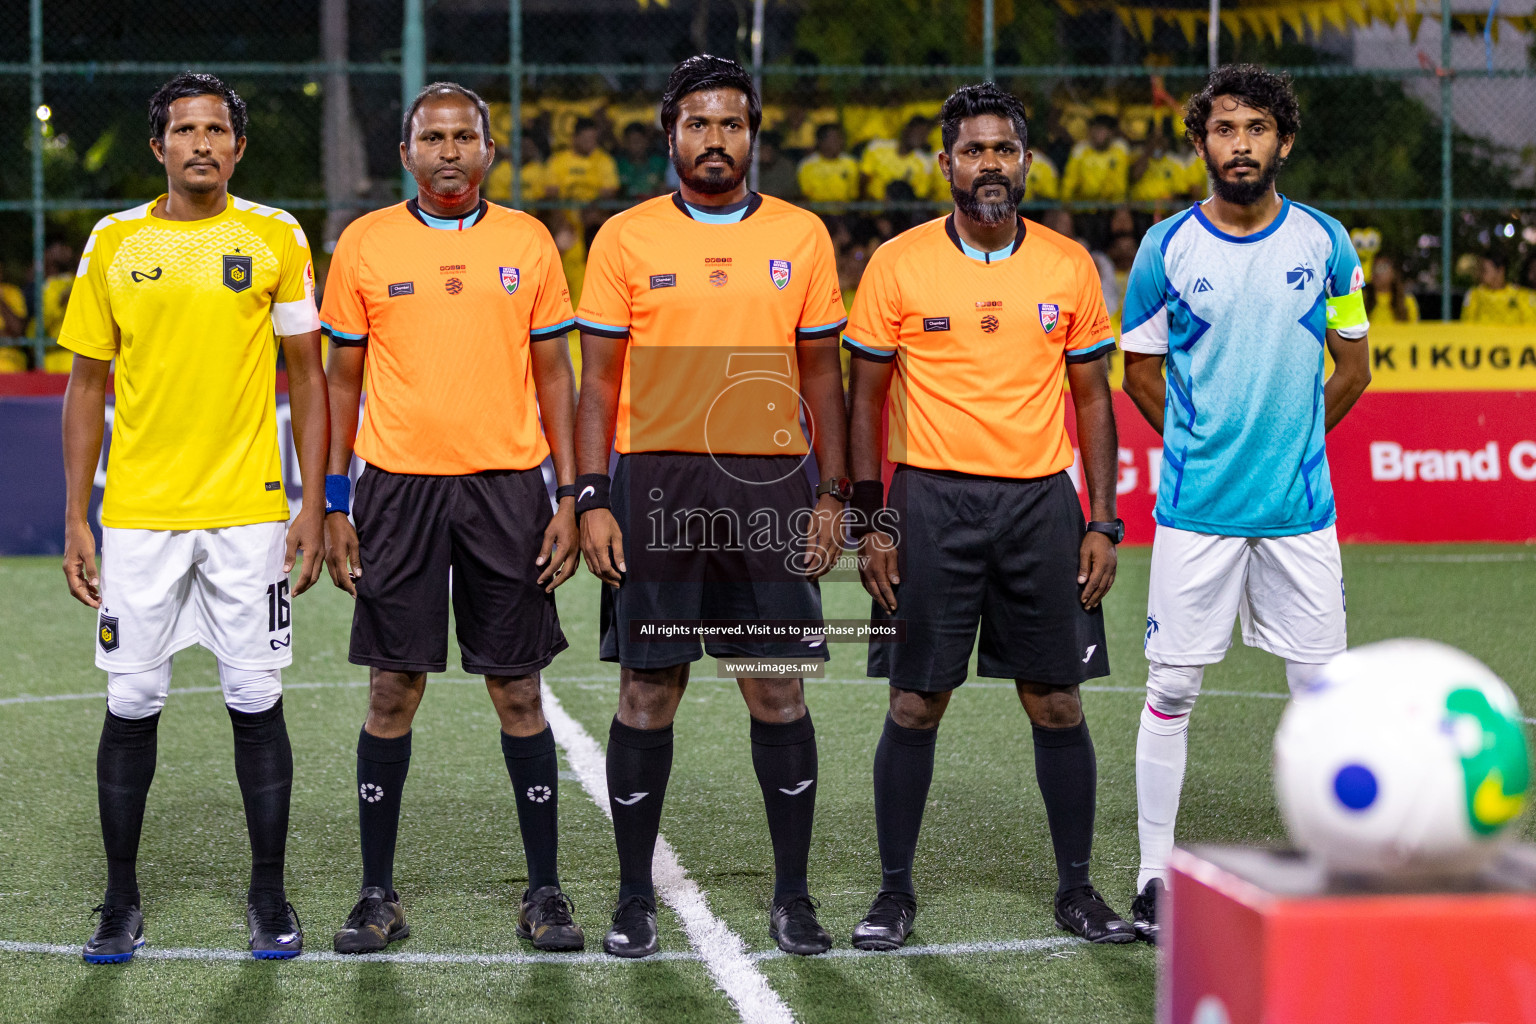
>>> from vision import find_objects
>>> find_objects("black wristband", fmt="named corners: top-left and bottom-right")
top-left (849, 479), bottom-right (885, 538)
top-left (555, 484), bottom-right (579, 502)
top-left (573, 473), bottom-right (611, 516)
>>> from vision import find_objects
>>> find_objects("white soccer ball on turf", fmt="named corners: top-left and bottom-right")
top-left (1273, 638), bottom-right (1529, 879)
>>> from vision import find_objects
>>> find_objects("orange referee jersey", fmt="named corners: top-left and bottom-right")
top-left (320, 199), bottom-right (574, 475)
top-left (576, 193), bottom-right (846, 456)
top-left (843, 214), bottom-right (1115, 479)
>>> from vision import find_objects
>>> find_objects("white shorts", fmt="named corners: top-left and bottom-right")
top-left (1143, 524), bottom-right (1346, 665)
top-left (96, 521), bottom-right (293, 672)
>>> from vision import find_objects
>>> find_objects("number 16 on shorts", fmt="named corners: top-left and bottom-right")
top-left (267, 580), bottom-right (291, 648)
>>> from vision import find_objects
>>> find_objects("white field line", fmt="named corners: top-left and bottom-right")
top-left (539, 682), bottom-right (796, 1024)
top-left (0, 935), bottom-right (1078, 967)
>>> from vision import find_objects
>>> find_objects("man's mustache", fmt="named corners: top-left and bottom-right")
top-left (969, 173), bottom-right (1013, 192)
top-left (696, 149), bottom-right (735, 167)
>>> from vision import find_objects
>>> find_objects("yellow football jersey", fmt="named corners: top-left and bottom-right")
top-left (57, 195), bottom-right (319, 530)
top-left (1461, 285), bottom-right (1536, 325)
top-left (1129, 153), bottom-right (1187, 202)
top-left (485, 159), bottom-right (548, 203)
top-left (860, 140), bottom-right (933, 200)
top-left (544, 148), bottom-right (620, 202)
top-left (1026, 149), bottom-right (1060, 200)
top-left (798, 153), bottom-right (860, 202)
top-left (1061, 139), bottom-right (1130, 203)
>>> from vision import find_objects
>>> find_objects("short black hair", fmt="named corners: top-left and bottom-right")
top-left (1184, 63), bottom-right (1300, 146)
top-left (940, 83), bottom-right (1028, 155)
top-left (815, 122), bottom-right (843, 145)
top-left (574, 116), bottom-right (599, 135)
top-left (622, 121), bottom-right (650, 137)
top-left (402, 81), bottom-right (492, 148)
top-left (148, 72), bottom-right (247, 141)
top-left (660, 54), bottom-right (762, 139)
top-left (1483, 251), bottom-right (1509, 271)
top-left (1089, 113), bottom-right (1119, 130)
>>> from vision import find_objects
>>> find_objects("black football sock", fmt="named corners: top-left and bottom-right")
top-left (749, 713), bottom-right (819, 901)
top-left (1032, 718), bottom-right (1097, 894)
top-left (872, 714), bottom-right (938, 897)
top-left (502, 727), bottom-right (561, 892)
top-left (97, 710), bottom-right (161, 907)
top-left (229, 699), bottom-right (294, 902)
top-left (357, 728), bottom-right (411, 893)
top-left (606, 718), bottom-right (673, 903)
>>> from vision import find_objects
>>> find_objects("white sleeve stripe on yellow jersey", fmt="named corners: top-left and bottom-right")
top-left (271, 298), bottom-right (321, 336)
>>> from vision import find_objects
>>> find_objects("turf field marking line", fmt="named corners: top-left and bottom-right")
top-left (540, 681), bottom-right (797, 1024)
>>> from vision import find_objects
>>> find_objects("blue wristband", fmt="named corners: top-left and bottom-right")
top-left (325, 474), bottom-right (352, 515)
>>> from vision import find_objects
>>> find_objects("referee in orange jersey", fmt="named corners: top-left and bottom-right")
top-left (320, 83), bottom-right (583, 954)
top-left (574, 56), bottom-right (849, 958)
top-left (843, 84), bottom-right (1134, 949)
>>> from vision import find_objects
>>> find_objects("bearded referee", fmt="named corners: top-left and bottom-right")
top-left (321, 83), bottom-right (583, 953)
top-left (574, 55), bottom-right (849, 958)
top-left (60, 73), bottom-right (328, 962)
top-left (843, 83), bottom-right (1135, 949)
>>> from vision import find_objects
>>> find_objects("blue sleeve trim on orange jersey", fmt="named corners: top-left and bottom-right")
top-left (530, 317), bottom-right (577, 341)
top-left (575, 316), bottom-right (629, 339)
top-left (1065, 337), bottom-right (1116, 363)
top-left (841, 333), bottom-right (896, 362)
top-left (796, 318), bottom-right (847, 340)
top-left (321, 322), bottom-right (367, 346)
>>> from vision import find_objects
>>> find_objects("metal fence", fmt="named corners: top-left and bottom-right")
top-left (3, 0), bottom-right (1534, 367)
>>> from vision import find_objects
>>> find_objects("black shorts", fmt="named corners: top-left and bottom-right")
top-left (599, 452), bottom-right (827, 670)
top-left (350, 465), bottom-right (568, 675)
top-left (867, 466), bottom-right (1109, 691)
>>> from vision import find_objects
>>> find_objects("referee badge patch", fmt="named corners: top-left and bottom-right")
top-left (98, 614), bottom-right (119, 653)
top-left (499, 266), bottom-right (520, 295)
top-left (222, 254), bottom-right (253, 293)
top-left (1038, 303), bottom-right (1060, 333)
top-left (769, 259), bottom-right (792, 290)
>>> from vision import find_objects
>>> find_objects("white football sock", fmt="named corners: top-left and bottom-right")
top-left (1137, 663), bottom-right (1203, 891)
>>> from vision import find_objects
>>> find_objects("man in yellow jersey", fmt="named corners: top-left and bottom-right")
top-left (798, 122), bottom-right (861, 202)
top-left (1462, 252), bottom-right (1536, 324)
top-left (321, 82), bottom-right (583, 956)
top-left (58, 73), bottom-right (328, 964)
top-left (861, 117), bottom-right (934, 201)
top-left (843, 83), bottom-right (1132, 951)
top-left (1062, 114), bottom-right (1131, 204)
top-left (575, 55), bottom-right (848, 959)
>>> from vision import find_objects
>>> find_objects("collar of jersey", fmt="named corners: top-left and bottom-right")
top-left (1191, 194), bottom-right (1290, 244)
top-left (672, 191), bottom-right (762, 224)
top-left (944, 214), bottom-right (1026, 263)
top-left (146, 194), bottom-right (234, 228)
top-left (407, 197), bottom-right (488, 230)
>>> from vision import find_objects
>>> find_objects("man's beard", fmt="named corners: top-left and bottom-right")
top-left (1205, 150), bottom-right (1282, 206)
top-left (674, 147), bottom-right (746, 195)
top-left (951, 173), bottom-right (1026, 226)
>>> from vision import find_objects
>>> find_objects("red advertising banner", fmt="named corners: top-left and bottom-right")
top-left (1063, 391), bottom-right (1536, 544)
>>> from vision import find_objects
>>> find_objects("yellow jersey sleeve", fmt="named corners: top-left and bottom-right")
top-left (271, 220), bottom-right (320, 337)
top-left (57, 217), bottom-right (121, 360)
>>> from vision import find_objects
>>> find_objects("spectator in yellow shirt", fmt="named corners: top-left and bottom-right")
top-left (1024, 149), bottom-right (1060, 201)
top-left (1462, 253), bottom-right (1536, 324)
top-left (861, 117), bottom-right (934, 201)
top-left (484, 133), bottom-right (548, 204)
top-left (1364, 256), bottom-right (1420, 323)
top-left (1061, 114), bottom-right (1130, 204)
top-left (0, 266), bottom-right (27, 372)
top-left (1129, 132), bottom-right (1186, 203)
top-left (797, 123), bottom-right (860, 203)
top-left (543, 117), bottom-right (620, 202)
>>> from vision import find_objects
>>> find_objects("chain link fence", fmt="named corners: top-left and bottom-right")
top-left (3, 0), bottom-right (1533, 368)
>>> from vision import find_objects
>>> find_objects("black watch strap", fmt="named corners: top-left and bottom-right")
top-left (1086, 519), bottom-right (1125, 544)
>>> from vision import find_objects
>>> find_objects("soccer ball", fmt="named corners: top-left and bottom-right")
top-left (1273, 639), bottom-right (1530, 879)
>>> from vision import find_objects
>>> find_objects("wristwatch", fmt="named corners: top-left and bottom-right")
top-left (1086, 519), bottom-right (1126, 544)
top-left (815, 476), bottom-right (853, 502)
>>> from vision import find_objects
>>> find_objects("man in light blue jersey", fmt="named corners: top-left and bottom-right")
top-left (1118, 64), bottom-right (1372, 941)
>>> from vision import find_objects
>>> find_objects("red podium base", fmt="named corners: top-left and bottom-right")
top-left (1163, 844), bottom-right (1536, 1024)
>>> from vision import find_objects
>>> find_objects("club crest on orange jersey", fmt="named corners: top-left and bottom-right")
top-left (1038, 303), bottom-right (1059, 333)
top-left (769, 259), bottom-right (791, 291)
top-left (499, 266), bottom-right (519, 295)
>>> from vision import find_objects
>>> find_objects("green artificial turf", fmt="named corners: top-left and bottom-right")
top-left (0, 545), bottom-right (1531, 1024)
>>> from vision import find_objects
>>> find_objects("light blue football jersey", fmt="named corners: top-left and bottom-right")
top-left (1121, 197), bottom-right (1368, 537)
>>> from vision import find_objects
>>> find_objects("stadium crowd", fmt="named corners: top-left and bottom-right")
top-left (4, 90), bottom-right (1535, 374)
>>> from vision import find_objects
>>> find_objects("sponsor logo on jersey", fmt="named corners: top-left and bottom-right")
top-left (704, 257), bottom-right (733, 264)
top-left (922, 317), bottom-right (950, 332)
top-left (976, 300), bottom-right (1002, 309)
top-left (980, 314), bottom-right (1000, 333)
top-left (129, 267), bottom-right (162, 283)
top-left (265, 481), bottom-right (281, 491)
top-left (445, 277), bottom-right (463, 295)
top-left (222, 254), bottom-right (253, 293)
top-left (709, 269), bottom-right (728, 287)
top-left (388, 281), bottom-right (414, 297)
top-left (440, 264), bottom-right (466, 273)
top-left (499, 266), bottom-right (520, 295)
top-left (769, 259), bottom-right (792, 290)
top-left (1193, 277), bottom-right (1214, 293)
top-left (1349, 264), bottom-right (1364, 293)
top-left (98, 614), bottom-right (119, 653)
top-left (649, 273), bottom-right (676, 289)
top-left (1286, 264), bottom-right (1316, 290)
top-left (1037, 303), bottom-right (1059, 333)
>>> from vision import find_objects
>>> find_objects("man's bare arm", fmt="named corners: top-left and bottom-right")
top-left (1066, 355), bottom-right (1119, 609)
top-left (1323, 329), bottom-right (1371, 432)
top-left (61, 354), bottom-right (111, 607)
top-left (575, 332), bottom-right (628, 584)
top-left (1122, 351), bottom-right (1166, 436)
top-left (280, 329), bottom-right (329, 594)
